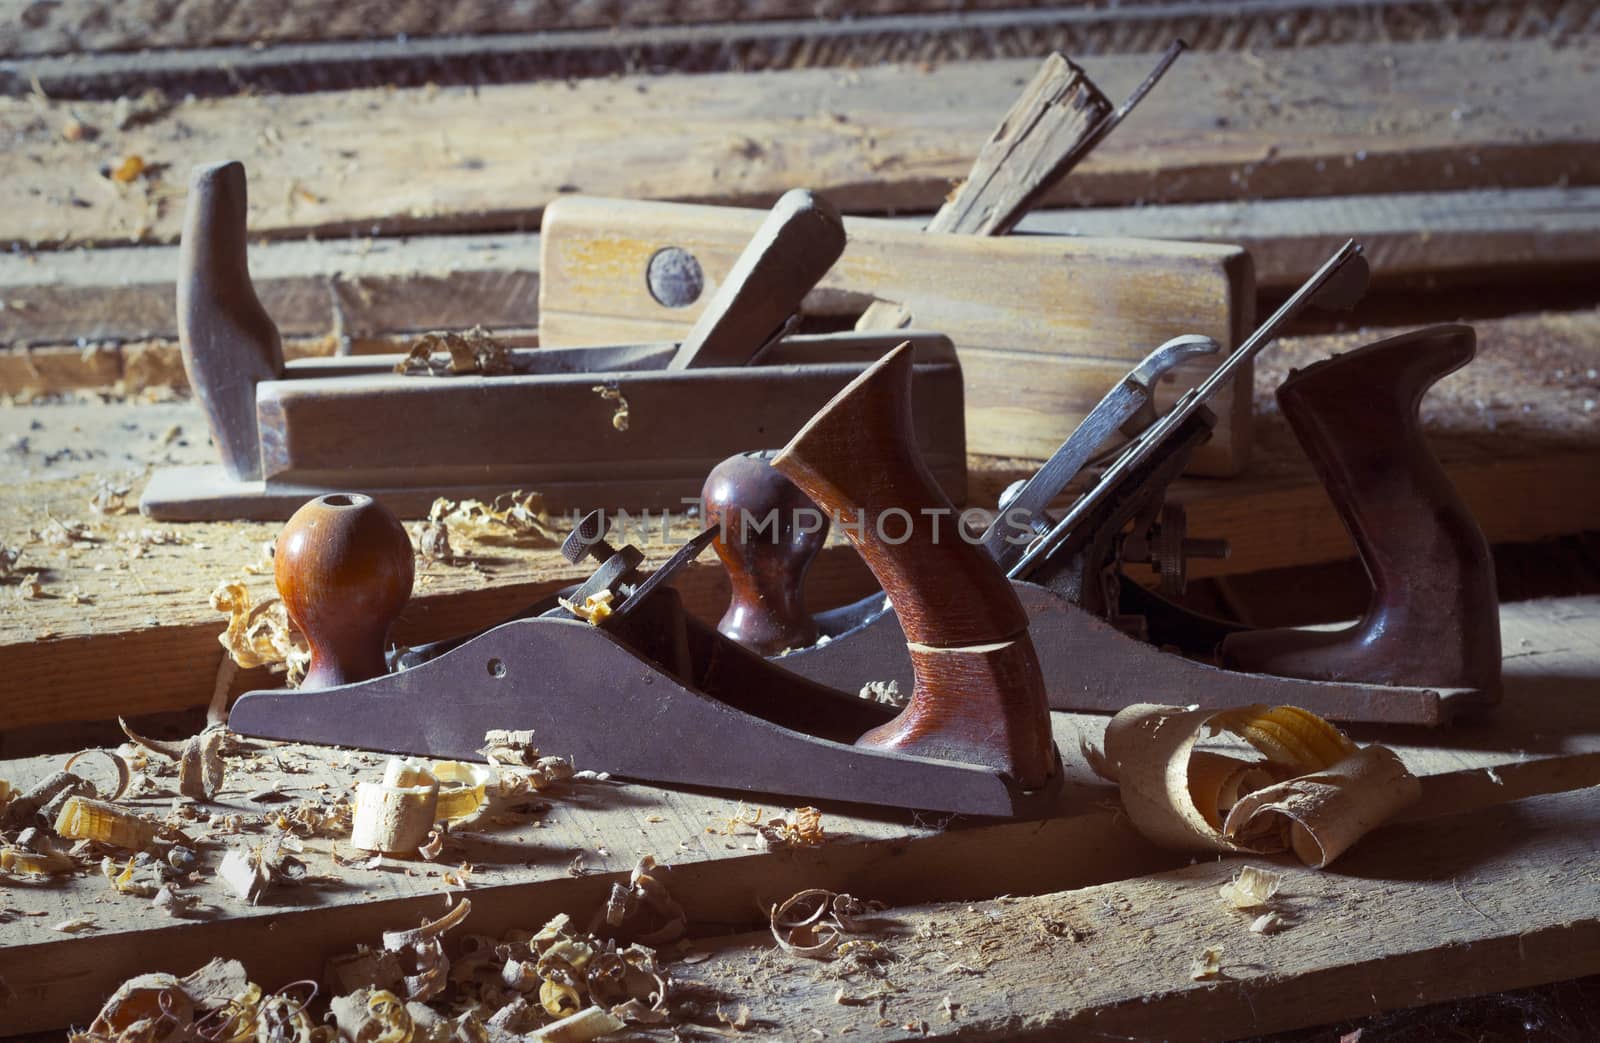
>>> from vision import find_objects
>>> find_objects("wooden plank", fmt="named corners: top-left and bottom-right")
top-left (1, 41), bottom-right (1595, 249)
top-left (4, 594), bottom-right (1600, 1032)
top-left (1, 186), bottom-right (1596, 366)
top-left (670, 782), bottom-right (1600, 1041)
top-left (0, 233), bottom-right (538, 346)
top-left (537, 196), bottom-right (1255, 472)
top-left (6, 0), bottom-right (1589, 65)
top-left (1020, 184), bottom-right (1600, 289)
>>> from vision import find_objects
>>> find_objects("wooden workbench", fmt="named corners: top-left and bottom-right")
top-left (2, 5), bottom-right (1599, 1039)
top-left (3, 595), bottom-right (1600, 1033)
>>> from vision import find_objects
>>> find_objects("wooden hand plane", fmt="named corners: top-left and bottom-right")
top-left (704, 244), bottom-right (1503, 726)
top-left (227, 344), bottom-right (1062, 816)
top-left (140, 162), bottom-right (965, 521)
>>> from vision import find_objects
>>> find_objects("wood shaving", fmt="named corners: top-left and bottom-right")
top-left (54, 795), bottom-right (157, 850)
top-left (592, 384), bottom-right (630, 431)
top-left (395, 326), bottom-right (513, 376)
top-left (1250, 910), bottom-right (1287, 935)
top-left (600, 855), bottom-right (686, 945)
top-left (1190, 945), bottom-right (1223, 980)
top-left (0, 837), bottom-right (75, 876)
top-left (4, 769), bottom-right (90, 828)
top-left (857, 679), bottom-right (907, 707)
top-left (416, 521), bottom-right (454, 563)
top-left (119, 719), bottom-right (227, 801)
top-left (0, 543), bottom-right (20, 580)
top-left (87, 480), bottom-right (132, 515)
top-left (1102, 703), bottom-right (1419, 868)
top-left (210, 581), bottom-right (310, 685)
top-left (109, 155), bottom-right (146, 183)
top-left (152, 885), bottom-right (200, 917)
top-left (1218, 865), bottom-right (1284, 910)
top-left (52, 917), bottom-right (96, 933)
top-left (428, 491), bottom-right (560, 547)
top-left (559, 588), bottom-right (614, 625)
top-left (62, 749), bottom-right (132, 802)
top-left (352, 758), bottom-right (440, 856)
top-left (34, 516), bottom-right (98, 547)
top-left (770, 888), bottom-right (887, 960)
top-left (757, 806), bottom-right (825, 850)
top-left (14, 573), bottom-right (42, 600)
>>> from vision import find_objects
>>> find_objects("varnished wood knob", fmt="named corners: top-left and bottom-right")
top-left (703, 451), bottom-right (828, 656)
top-left (275, 493), bottom-right (414, 689)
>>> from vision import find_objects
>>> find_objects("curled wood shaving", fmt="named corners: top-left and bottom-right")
top-left (592, 384), bottom-right (630, 432)
top-left (559, 588), bottom-right (614, 625)
top-left (119, 719), bottom-right (227, 801)
top-left (1, 837), bottom-right (75, 876)
top-left (480, 729), bottom-right (542, 767)
top-left (1219, 865), bottom-right (1284, 910)
top-left (382, 898), bottom-right (472, 1002)
top-left (210, 581), bottom-right (310, 685)
top-left (431, 761), bottom-right (494, 822)
top-left (4, 769), bottom-right (91, 828)
top-left (62, 749), bottom-right (132, 802)
top-left (416, 521), bottom-right (454, 564)
top-left (1099, 703), bottom-right (1419, 868)
top-left (353, 759), bottom-right (441, 856)
top-left (770, 888), bottom-right (886, 960)
top-left (757, 806), bottom-right (825, 850)
top-left (102, 855), bottom-right (158, 897)
top-left (601, 855), bottom-right (686, 946)
top-left (395, 326), bottom-right (513, 376)
top-left (54, 795), bottom-right (157, 851)
top-left (428, 491), bottom-right (560, 548)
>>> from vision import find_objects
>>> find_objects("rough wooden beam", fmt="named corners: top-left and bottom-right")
top-left (5, 0), bottom-right (1591, 66)
top-left (670, 782), bottom-right (1600, 1040)
top-left (2, 187), bottom-right (1596, 362)
top-left (4, 596), bottom-right (1600, 1032)
top-left (0, 233), bottom-right (538, 347)
top-left (1, 41), bottom-right (1594, 249)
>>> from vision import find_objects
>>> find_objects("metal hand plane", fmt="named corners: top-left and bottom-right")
top-left (228, 345), bottom-right (1062, 816)
top-left (141, 162), bottom-right (965, 521)
top-left (705, 244), bottom-right (1503, 726)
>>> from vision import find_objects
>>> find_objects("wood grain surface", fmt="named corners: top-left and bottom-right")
top-left (4, 594), bottom-right (1600, 1032)
top-left (0, 41), bottom-right (1593, 248)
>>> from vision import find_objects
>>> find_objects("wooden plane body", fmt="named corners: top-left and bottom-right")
top-left (538, 195), bottom-right (1256, 474)
top-left (141, 332), bottom-right (965, 520)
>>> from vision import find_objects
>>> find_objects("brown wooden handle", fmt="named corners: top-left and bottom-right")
top-left (703, 451), bottom-right (828, 656)
top-left (772, 343), bottom-right (1054, 787)
top-left (668, 188), bottom-right (846, 370)
top-left (275, 493), bottom-right (414, 689)
top-left (179, 161), bottom-right (285, 481)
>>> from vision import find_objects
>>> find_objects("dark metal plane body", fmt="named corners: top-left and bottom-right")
top-left (229, 550), bottom-right (1059, 819)
top-left (753, 246), bottom-right (1503, 726)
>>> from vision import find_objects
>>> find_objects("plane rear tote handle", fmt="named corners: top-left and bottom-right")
top-left (772, 343), bottom-right (1055, 788)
